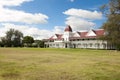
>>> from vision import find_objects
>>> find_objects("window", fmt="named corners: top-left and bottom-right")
top-left (50, 44), bottom-right (52, 46)
top-left (56, 44), bottom-right (59, 46)
top-left (102, 43), bottom-right (106, 49)
top-left (95, 43), bottom-right (100, 48)
top-left (90, 43), bottom-right (92, 47)
top-left (82, 39), bottom-right (84, 41)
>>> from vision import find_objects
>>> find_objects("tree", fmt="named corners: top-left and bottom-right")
top-left (101, 0), bottom-right (120, 50)
top-left (23, 36), bottom-right (34, 47)
top-left (34, 40), bottom-right (45, 48)
top-left (1, 29), bottom-right (23, 47)
top-left (1, 37), bottom-right (7, 47)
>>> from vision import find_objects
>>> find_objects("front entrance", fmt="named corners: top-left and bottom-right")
top-left (73, 44), bottom-right (76, 48)
top-left (65, 43), bottom-right (67, 48)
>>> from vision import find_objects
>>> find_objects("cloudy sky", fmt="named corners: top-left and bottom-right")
top-left (0, 0), bottom-right (109, 39)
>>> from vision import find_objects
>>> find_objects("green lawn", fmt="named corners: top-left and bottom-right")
top-left (0, 48), bottom-right (120, 80)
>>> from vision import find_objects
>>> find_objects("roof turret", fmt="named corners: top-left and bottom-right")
top-left (64, 25), bottom-right (72, 32)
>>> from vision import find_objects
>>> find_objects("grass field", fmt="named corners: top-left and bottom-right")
top-left (0, 48), bottom-right (120, 80)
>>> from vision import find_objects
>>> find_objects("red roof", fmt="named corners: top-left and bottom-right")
top-left (79, 29), bottom-right (104, 38)
top-left (56, 34), bottom-right (63, 40)
top-left (49, 34), bottom-right (63, 40)
top-left (79, 32), bottom-right (88, 38)
top-left (94, 29), bottom-right (104, 36)
top-left (48, 26), bottom-right (105, 40)
top-left (64, 25), bottom-right (72, 32)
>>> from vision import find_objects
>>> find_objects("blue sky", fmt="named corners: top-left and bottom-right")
top-left (0, 0), bottom-right (109, 39)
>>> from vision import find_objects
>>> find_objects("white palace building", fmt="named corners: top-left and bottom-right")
top-left (45, 25), bottom-right (113, 49)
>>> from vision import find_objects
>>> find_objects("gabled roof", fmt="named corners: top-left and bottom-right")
top-left (56, 34), bottom-right (63, 40)
top-left (78, 29), bottom-right (104, 38)
top-left (64, 25), bottom-right (72, 32)
top-left (94, 29), bottom-right (104, 36)
top-left (47, 25), bottom-right (105, 40)
top-left (79, 32), bottom-right (88, 38)
top-left (49, 34), bottom-right (63, 40)
top-left (73, 32), bottom-right (81, 37)
top-left (86, 29), bottom-right (96, 36)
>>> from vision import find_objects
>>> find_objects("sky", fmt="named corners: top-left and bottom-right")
top-left (0, 0), bottom-right (109, 40)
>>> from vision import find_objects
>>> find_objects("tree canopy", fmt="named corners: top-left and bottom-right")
top-left (1, 29), bottom-right (23, 47)
top-left (101, 0), bottom-right (120, 50)
top-left (0, 29), bottom-right (45, 48)
top-left (23, 36), bottom-right (34, 47)
top-left (34, 40), bottom-right (45, 48)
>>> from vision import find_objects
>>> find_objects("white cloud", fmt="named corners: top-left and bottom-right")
top-left (0, 7), bottom-right (48, 24)
top-left (0, 23), bottom-right (54, 40)
top-left (0, 0), bottom-right (32, 7)
top-left (0, 0), bottom-right (48, 24)
top-left (65, 16), bottom-right (95, 30)
top-left (63, 8), bottom-right (103, 31)
top-left (0, 0), bottom-right (50, 39)
top-left (63, 8), bottom-right (102, 20)
top-left (53, 26), bottom-right (64, 34)
top-left (0, 23), bottom-right (65, 40)
top-left (0, 0), bottom-right (51, 40)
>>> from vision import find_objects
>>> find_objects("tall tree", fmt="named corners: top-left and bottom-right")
top-left (23, 36), bottom-right (34, 47)
top-left (34, 40), bottom-right (45, 48)
top-left (2, 29), bottom-right (23, 47)
top-left (101, 0), bottom-right (120, 50)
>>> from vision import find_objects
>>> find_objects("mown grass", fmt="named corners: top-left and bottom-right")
top-left (0, 48), bottom-right (120, 80)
